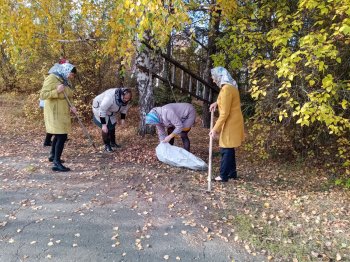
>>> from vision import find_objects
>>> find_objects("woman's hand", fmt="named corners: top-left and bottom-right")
top-left (209, 102), bottom-right (217, 112)
top-left (102, 124), bottom-right (108, 133)
top-left (120, 119), bottom-right (125, 125)
top-left (57, 84), bottom-right (65, 93)
top-left (162, 134), bottom-right (173, 143)
top-left (70, 107), bottom-right (77, 115)
top-left (209, 130), bottom-right (218, 138)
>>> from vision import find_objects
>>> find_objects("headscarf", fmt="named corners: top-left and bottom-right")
top-left (210, 67), bottom-right (238, 88)
top-left (48, 62), bottom-right (75, 86)
top-left (48, 63), bottom-right (60, 74)
top-left (115, 88), bottom-right (132, 106)
top-left (145, 111), bottom-right (160, 125)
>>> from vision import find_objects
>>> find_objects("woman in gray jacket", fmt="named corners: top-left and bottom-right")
top-left (92, 88), bottom-right (132, 152)
top-left (145, 103), bottom-right (196, 152)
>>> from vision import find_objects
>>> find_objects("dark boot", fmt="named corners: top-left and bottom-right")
top-left (52, 163), bottom-right (70, 172)
top-left (48, 136), bottom-right (57, 161)
top-left (52, 162), bottom-right (70, 172)
top-left (48, 136), bottom-right (64, 162)
top-left (102, 131), bottom-right (113, 152)
top-left (49, 156), bottom-right (64, 163)
top-left (109, 128), bottom-right (121, 148)
top-left (52, 134), bottom-right (68, 169)
top-left (104, 144), bottom-right (113, 152)
top-left (43, 133), bottom-right (53, 146)
top-left (181, 131), bottom-right (190, 152)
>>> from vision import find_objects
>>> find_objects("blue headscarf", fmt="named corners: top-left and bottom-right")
top-left (48, 63), bottom-right (75, 86)
top-left (145, 112), bottom-right (160, 125)
top-left (211, 67), bottom-right (238, 88)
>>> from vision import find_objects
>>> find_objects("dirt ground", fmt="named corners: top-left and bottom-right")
top-left (1, 94), bottom-right (350, 261)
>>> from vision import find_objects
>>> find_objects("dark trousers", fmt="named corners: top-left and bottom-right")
top-left (102, 128), bottom-right (116, 146)
top-left (93, 116), bottom-right (116, 146)
top-left (220, 148), bottom-right (237, 181)
top-left (50, 134), bottom-right (67, 164)
top-left (167, 127), bottom-right (191, 152)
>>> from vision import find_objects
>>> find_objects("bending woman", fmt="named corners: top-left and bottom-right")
top-left (92, 88), bottom-right (132, 152)
top-left (145, 103), bottom-right (196, 152)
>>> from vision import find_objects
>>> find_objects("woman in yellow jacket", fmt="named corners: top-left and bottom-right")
top-left (40, 63), bottom-right (77, 172)
top-left (209, 67), bottom-right (244, 182)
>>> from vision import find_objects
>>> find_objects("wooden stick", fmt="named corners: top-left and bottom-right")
top-left (207, 110), bottom-right (214, 191)
top-left (63, 90), bottom-right (97, 150)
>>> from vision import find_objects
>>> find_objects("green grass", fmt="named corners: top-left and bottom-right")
top-left (233, 214), bottom-right (312, 261)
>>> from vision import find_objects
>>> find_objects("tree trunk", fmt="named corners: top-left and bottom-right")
top-left (162, 39), bottom-right (172, 80)
top-left (202, 1), bottom-right (221, 128)
top-left (136, 39), bottom-right (155, 136)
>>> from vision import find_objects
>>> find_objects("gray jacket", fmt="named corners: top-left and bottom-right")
top-left (152, 103), bottom-right (196, 140)
top-left (92, 88), bottom-right (129, 125)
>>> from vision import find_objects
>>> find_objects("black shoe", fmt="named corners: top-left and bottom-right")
top-left (104, 145), bottom-right (113, 152)
top-left (52, 162), bottom-right (70, 172)
top-left (43, 141), bottom-right (52, 146)
top-left (110, 143), bottom-right (121, 148)
top-left (48, 156), bottom-right (64, 163)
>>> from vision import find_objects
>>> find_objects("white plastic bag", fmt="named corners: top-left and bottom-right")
top-left (156, 143), bottom-right (208, 171)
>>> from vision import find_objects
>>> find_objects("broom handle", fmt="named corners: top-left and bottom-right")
top-left (63, 90), bottom-right (97, 150)
top-left (207, 110), bottom-right (214, 191)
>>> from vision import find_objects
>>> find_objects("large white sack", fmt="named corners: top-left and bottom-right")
top-left (156, 143), bottom-right (208, 171)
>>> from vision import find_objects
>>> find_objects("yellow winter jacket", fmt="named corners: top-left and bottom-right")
top-left (212, 84), bottom-right (244, 148)
top-left (40, 74), bottom-right (73, 134)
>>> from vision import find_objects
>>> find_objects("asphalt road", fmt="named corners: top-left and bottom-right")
top-left (0, 139), bottom-right (266, 262)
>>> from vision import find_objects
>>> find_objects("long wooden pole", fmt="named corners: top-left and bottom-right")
top-left (207, 110), bottom-right (214, 191)
top-left (63, 90), bottom-right (97, 150)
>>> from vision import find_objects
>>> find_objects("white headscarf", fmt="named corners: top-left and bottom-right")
top-left (48, 63), bottom-right (75, 86)
top-left (211, 67), bottom-right (238, 88)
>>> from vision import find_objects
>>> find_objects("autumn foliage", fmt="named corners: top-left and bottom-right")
top-left (0, 0), bottom-right (349, 184)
